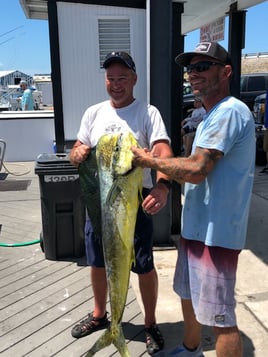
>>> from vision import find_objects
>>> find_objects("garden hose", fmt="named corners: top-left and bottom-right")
top-left (0, 239), bottom-right (40, 247)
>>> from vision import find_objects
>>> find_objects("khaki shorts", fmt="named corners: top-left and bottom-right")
top-left (263, 129), bottom-right (268, 152)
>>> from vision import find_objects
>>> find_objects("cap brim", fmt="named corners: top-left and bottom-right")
top-left (175, 52), bottom-right (221, 66)
top-left (175, 52), bottom-right (198, 66)
top-left (103, 57), bottom-right (127, 69)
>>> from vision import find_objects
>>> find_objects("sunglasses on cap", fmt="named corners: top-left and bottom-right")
top-left (103, 51), bottom-right (136, 72)
top-left (186, 61), bottom-right (225, 74)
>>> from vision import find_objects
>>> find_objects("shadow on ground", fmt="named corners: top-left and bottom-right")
top-left (126, 321), bottom-right (256, 356)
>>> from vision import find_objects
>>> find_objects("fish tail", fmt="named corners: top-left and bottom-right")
top-left (113, 324), bottom-right (131, 357)
top-left (84, 328), bottom-right (112, 357)
top-left (84, 324), bottom-right (130, 357)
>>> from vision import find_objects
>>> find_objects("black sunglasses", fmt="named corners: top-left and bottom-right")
top-left (104, 51), bottom-right (136, 72)
top-left (186, 61), bottom-right (225, 74)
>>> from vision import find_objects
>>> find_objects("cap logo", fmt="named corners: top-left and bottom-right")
top-left (195, 42), bottom-right (211, 53)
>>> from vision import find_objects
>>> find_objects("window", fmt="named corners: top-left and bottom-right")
top-left (98, 18), bottom-right (131, 68)
top-left (248, 76), bottom-right (266, 91)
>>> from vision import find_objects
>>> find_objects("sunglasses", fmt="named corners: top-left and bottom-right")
top-left (104, 51), bottom-right (136, 72)
top-left (186, 61), bottom-right (225, 74)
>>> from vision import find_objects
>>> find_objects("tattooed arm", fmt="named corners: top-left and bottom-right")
top-left (131, 146), bottom-right (223, 184)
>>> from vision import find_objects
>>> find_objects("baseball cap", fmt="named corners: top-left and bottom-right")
top-left (19, 80), bottom-right (27, 85)
top-left (175, 42), bottom-right (232, 66)
top-left (102, 51), bottom-right (136, 72)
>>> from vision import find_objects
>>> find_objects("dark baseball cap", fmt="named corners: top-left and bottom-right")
top-left (175, 42), bottom-right (232, 66)
top-left (102, 51), bottom-right (136, 72)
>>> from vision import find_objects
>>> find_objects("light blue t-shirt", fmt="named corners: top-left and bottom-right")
top-left (182, 96), bottom-right (255, 249)
top-left (21, 88), bottom-right (34, 110)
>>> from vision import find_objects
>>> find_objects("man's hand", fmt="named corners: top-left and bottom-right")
top-left (142, 183), bottom-right (169, 215)
top-left (131, 146), bottom-right (152, 168)
top-left (69, 142), bottom-right (90, 167)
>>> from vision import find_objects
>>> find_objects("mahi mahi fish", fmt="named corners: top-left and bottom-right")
top-left (78, 131), bottom-right (143, 357)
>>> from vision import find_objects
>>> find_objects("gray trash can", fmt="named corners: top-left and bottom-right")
top-left (35, 153), bottom-right (85, 260)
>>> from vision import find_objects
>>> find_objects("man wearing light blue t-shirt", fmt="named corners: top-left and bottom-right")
top-left (20, 80), bottom-right (34, 111)
top-left (132, 42), bottom-right (255, 357)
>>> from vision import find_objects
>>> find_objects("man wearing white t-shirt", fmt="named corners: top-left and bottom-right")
top-left (69, 51), bottom-right (173, 355)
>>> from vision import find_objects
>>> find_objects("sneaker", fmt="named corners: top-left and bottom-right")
top-left (145, 324), bottom-right (165, 355)
top-left (71, 312), bottom-right (109, 338)
top-left (167, 344), bottom-right (204, 357)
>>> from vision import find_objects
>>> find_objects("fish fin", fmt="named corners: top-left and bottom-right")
top-left (138, 185), bottom-right (144, 205)
top-left (84, 328), bottom-right (112, 357)
top-left (78, 149), bottom-right (102, 237)
top-left (85, 324), bottom-right (130, 357)
top-left (106, 181), bottom-right (122, 206)
top-left (131, 245), bottom-right (136, 269)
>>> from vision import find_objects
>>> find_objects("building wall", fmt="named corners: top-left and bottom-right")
top-left (35, 82), bottom-right (53, 106)
top-left (0, 113), bottom-right (54, 161)
top-left (56, 2), bottom-right (146, 140)
top-left (0, 71), bottom-right (33, 87)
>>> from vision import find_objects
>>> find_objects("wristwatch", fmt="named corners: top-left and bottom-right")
top-left (157, 178), bottom-right (172, 190)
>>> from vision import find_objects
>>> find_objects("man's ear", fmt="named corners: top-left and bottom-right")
top-left (225, 64), bottom-right (233, 79)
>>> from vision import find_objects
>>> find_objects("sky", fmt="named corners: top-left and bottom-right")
top-left (0, 0), bottom-right (268, 76)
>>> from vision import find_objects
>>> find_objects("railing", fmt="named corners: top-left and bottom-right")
top-left (242, 52), bottom-right (268, 58)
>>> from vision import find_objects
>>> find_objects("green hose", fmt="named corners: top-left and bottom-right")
top-left (0, 239), bottom-right (41, 247)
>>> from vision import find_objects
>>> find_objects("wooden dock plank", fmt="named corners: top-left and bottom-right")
top-left (0, 164), bottom-right (148, 356)
top-left (0, 261), bottom-right (78, 309)
top-left (0, 267), bottom-right (89, 325)
top-left (0, 285), bottom-right (145, 356)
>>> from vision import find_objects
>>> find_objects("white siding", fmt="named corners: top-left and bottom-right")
top-left (57, 3), bottom-right (146, 140)
top-left (35, 82), bottom-right (53, 106)
top-left (0, 113), bottom-right (54, 161)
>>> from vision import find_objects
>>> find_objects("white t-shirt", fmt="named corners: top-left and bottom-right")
top-left (77, 99), bottom-right (170, 188)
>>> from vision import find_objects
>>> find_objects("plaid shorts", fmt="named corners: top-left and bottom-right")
top-left (174, 237), bottom-right (241, 327)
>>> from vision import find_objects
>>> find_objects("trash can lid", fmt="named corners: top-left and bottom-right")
top-left (36, 153), bottom-right (70, 164)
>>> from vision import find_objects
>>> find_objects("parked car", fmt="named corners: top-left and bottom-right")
top-left (240, 72), bottom-right (268, 111)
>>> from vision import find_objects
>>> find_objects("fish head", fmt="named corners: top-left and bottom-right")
top-left (97, 132), bottom-right (138, 176)
top-left (111, 132), bottom-right (138, 176)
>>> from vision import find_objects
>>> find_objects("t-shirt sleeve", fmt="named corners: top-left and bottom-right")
top-left (77, 108), bottom-right (92, 146)
top-left (196, 107), bottom-right (241, 155)
top-left (145, 105), bottom-right (171, 149)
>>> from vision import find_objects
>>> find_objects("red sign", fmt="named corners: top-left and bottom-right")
top-left (200, 17), bottom-right (225, 42)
